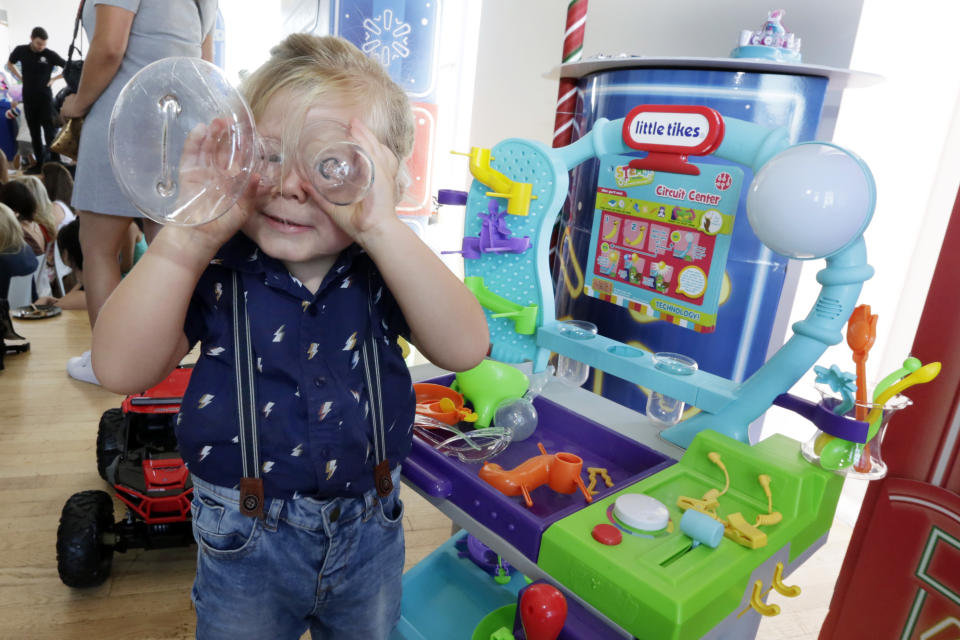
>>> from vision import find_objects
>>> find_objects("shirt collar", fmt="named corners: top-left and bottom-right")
top-left (212, 233), bottom-right (368, 296)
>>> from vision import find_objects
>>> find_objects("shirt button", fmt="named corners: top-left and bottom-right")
top-left (314, 377), bottom-right (326, 388)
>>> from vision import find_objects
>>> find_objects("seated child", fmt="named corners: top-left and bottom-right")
top-left (91, 34), bottom-right (488, 639)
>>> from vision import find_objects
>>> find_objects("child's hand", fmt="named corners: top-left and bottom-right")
top-left (306, 118), bottom-right (402, 246)
top-left (163, 119), bottom-right (260, 257)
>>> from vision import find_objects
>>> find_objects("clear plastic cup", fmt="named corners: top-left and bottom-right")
top-left (647, 352), bottom-right (698, 426)
top-left (556, 320), bottom-right (598, 387)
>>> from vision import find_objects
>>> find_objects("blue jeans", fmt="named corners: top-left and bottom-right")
top-left (189, 469), bottom-right (404, 640)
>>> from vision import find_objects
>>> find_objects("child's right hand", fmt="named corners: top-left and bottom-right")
top-left (160, 119), bottom-right (262, 260)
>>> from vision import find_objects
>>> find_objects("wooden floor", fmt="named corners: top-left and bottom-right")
top-left (1, 309), bottom-right (851, 639)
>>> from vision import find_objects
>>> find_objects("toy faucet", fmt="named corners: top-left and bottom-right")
top-left (463, 147), bottom-right (538, 216)
top-left (479, 442), bottom-right (592, 508)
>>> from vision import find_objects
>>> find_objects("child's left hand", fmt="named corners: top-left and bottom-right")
top-left (306, 118), bottom-right (402, 247)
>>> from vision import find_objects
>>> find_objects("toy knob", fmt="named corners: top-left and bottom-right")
top-left (520, 583), bottom-right (567, 640)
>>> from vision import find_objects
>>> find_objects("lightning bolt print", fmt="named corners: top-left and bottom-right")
top-left (262, 461), bottom-right (274, 474)
top-left (301, 301), bottom-right (310, 312)
top-left (350, 389), bottom-right (361, 403)
top-left (291, 444), bottom-right (303, 457)
top-left (273, 325), bottom-right (286, 343)
top-left (325, 459), bottom-right (338, 480)
top-left (343, 332), bottom-right (357, 351)
top-left (373, 286), bottom-right (383, 304)
top-left (307, 343), bottom-right (319, 360)
top-left (257, 357), bottom-right (263, 373)
top-left (231, 435), bottom-right (239, 444)
top-left (199, 445), bottom-right (212, 461)
top-left (198, 394), bottom-right (214, 409)
top-left (350, 351), bottom-right (359, 369)
top-left (262, 401), bottom-right (274, 418)
top-left (340, 275), bottom-right (353, 289)
top-left (318, 401), bottom-right (333, 421)
top-left (247, 248), bottom-right (259, 262)
top-left (206, 346), bottom-right (225, 356)
top-left (214, 282), bottom-right (223, 301)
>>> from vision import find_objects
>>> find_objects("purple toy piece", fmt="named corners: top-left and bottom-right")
top-left (456, 533), bottom-right (515, 578)
top-left (438, 189), bottom-right (469, 205)
top-left (772, 393), bottom-right (869, 443)
top-left (446, 200), bottom-right (532, 259)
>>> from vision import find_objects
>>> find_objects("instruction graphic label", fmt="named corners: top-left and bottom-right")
top-left (585, 156), bottom-right (743, 332)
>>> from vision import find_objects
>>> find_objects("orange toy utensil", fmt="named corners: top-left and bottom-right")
top-left (846, 305), bottom-right (877, 421)
top-left (478, 443), bottom-right (592, 509)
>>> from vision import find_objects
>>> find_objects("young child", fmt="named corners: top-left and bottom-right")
top-left (92, 34), bottom-right (488, 639)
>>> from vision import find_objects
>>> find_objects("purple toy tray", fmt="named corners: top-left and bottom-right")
top-left (403, 375), bottom-right (675, 562)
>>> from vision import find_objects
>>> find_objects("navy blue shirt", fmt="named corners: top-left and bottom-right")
top-left (177, 233), bottom-right (415, 499)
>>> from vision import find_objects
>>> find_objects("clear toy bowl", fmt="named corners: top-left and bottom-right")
top-left (108, 57), bottom-right (257, 226)
top-left (108, 57), bottom-right (375, 227)
top-left (413, 414), bottom-right (511, 463)
top-left (800, 389), bottom-right (912, 480)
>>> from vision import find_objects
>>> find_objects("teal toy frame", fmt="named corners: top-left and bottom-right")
top-left (461, 110), bottom-right (875, 448)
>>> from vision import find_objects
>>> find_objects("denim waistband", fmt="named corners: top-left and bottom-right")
top-left (190, 466), bottom-right (401, 537)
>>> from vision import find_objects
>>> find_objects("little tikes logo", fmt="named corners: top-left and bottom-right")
top-left (621, 105), bottom-right (724, 156)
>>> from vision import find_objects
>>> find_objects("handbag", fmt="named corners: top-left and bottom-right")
top-left (50, 116), bottom-right (83, 161)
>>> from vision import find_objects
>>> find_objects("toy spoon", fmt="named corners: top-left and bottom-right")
top-left (845, 305), bottom-right (877, 421)
top-left (864, 361), bottom-right (940, 435)
top-left (872, 357), bottom-right (922, 402)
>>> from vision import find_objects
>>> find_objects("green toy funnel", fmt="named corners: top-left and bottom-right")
top-left (455, 360), bottom-right (530, 428)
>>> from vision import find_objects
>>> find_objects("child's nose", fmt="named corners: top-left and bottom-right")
top-left (278, 166), bottom-right (309, 203)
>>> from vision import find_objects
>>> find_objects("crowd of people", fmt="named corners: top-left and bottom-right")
top-left (0, 1), bottom-right (211, 381)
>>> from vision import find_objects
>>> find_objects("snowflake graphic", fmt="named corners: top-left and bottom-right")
top-left (362, 9), bottom-right (411, 66)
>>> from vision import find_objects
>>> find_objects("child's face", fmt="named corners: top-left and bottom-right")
top-left (240, 90), bottom-right (364, 271)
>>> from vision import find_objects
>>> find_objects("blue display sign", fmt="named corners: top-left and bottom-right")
top-left (331, 0), bottom-right (440, 100)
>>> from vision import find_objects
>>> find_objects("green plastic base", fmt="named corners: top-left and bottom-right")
top-left (537, 430), bottom-right (843, 640)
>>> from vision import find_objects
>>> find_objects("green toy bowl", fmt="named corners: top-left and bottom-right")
top-left (471, 604), bottom-right (517, 640)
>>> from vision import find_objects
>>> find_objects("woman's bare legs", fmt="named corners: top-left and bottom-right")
top-left (78, 210), bottom-right (135, 329)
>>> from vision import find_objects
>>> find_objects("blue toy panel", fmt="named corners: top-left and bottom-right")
top-left (554, 67), bottom-right (827, 412)
top-left (464, 139), bottom-right (568, 368)
top-left (332, 0), bottom-right (440, 100)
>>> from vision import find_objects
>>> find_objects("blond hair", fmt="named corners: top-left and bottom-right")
top-left (14, 175), bottom-right (57, 240)
top-left (241, 34), bottom-right (415, 198)
top-left (0, 202), bottom-right (24, 253)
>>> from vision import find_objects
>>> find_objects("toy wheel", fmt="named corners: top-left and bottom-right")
top-left (56, 490), bottom-right (116, 588)
top-left (96, 408), bottom-right (126, 481)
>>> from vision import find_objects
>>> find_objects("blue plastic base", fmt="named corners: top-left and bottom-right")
top-left (391, 534), bottom-right (527, 640)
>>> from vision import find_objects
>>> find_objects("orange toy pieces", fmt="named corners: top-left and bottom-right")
top-left (414, 383), bottom-right (478, 425)
top-left (478, 443), bottom-right (593, 509)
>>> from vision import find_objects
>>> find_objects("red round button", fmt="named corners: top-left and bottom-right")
top-left (591, 523), bottom-right (622, 546)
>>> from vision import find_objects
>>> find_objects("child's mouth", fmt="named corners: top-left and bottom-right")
top-left (262, 211), bottom-right (311, 232)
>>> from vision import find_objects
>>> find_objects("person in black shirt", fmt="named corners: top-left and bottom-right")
top-left (6, 27), bottom-right (66, 170)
